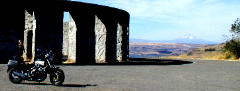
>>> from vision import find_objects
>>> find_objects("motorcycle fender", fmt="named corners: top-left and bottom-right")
top-left (48, 67), bottom-right (60, 74)
top-left (7, 67), bottom-right (14, 72)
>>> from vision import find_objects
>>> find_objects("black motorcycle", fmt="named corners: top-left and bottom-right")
top-left (7, 49), bottom-right (65, 86)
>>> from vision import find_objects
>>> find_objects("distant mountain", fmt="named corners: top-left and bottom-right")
top-left (130, 38), bottom-right (218, 44)
top-left (161, 38), bottom-right (218, 44)
top-left (130, 39), bottom-right (157, 43)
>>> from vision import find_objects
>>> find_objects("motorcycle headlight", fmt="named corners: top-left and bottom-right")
top-left (45, 54), bottom-right (49, 58)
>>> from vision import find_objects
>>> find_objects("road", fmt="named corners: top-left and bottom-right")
top-left (0, 60), bottom-right (240, 91)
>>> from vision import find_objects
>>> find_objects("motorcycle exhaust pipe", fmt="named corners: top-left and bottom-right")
top-left (12, 71), bottom-right (28, 79)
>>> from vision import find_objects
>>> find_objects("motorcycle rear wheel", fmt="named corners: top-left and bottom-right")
top-left (8, 68), bottom-right (23, 84)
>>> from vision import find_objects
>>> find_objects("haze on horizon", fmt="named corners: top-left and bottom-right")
top-left (70, 0), bottom-right (240, 43)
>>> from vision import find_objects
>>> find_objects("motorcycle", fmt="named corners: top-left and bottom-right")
top-left (7, 49), bottom-right (65, 86)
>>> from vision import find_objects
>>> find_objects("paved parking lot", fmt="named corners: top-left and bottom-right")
top-left (0, 60), bottom-right (240, 91)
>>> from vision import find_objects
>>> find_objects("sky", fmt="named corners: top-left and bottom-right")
top-left (67, 0), bottom-right (240, 43)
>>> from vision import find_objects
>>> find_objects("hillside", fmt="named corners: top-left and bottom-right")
top-left (130, 42), bottom-right (240, 61)
top-left (130, 38), bottom-right (218, 44)
top-left (129, 42), bottom-right (205, 58)
top-left (162, 43), bottom-right (239, 61)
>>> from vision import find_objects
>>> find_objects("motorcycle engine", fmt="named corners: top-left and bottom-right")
top-left (29, 61), bottom-right (46, 79)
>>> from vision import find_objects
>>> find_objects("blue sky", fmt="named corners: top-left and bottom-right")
top-left (68, 0), bottom-right (240, 43)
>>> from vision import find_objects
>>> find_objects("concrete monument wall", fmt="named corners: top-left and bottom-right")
top-left (0, 0), bottom-right (129, 64)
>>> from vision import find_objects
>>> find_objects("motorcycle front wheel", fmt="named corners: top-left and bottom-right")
top-left (8, 68), bottom-right (23, 84)
top-left (50, 69), bottom-right (65, 86)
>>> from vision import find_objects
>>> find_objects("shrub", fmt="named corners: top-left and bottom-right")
top-left (224, 18), bottom-right (240, 59)
top-left (204, 48), bottom-right (216, 52)
top-left (224, 39), bottom-right (240, 59)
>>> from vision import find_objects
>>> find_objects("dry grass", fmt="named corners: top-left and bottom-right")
top-left (162, 51), bottom-right (240, 61)
top-left (161, 43), bottom-right (240, 61)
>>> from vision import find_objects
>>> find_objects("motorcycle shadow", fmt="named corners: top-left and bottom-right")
top-left (60, 84), bottom-right (98, 87)
top-left (21, 82), bottom-right (97, 87)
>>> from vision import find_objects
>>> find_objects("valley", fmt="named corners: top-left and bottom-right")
top-left (129, 42), bottom-right (206, 58)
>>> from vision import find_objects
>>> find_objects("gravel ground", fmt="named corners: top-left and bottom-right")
top-left (0, 60), bottom-right (240, 91)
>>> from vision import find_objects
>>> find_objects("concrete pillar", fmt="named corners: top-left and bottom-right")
top-left (70, 10), bottom-right (96, 64)
top-left (120, 13), bottom-right (130, 62)
top-left (63, 14), bottom-right (76, 63)
top-left (116, 23), bottom-right (123, 62)
top-left (68, 16), bottom-right (77, 63)
top-left (24, 10), bottom-right (36, 62)
top-left (32, 13), bottom-right (36, 63)
top-left (95, 16), bottom-right (107, 63)
top-left (35, 8), bottom-right (63, 64)
top-left (95, 8), bottom-right (119, 63)
top-left (123, 26), bottom-right (129, 61)
top-left (105, 22), bottom-right (118, 63)
top-left (63, 22), bottom-right (69, 57)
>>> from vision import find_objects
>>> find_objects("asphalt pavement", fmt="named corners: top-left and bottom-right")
top-left (0, 60), bottom-right (240, 91)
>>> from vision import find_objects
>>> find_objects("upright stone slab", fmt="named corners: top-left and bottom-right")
top-left (24, 10), bottom-right (36, 62)
top-left (116, 23), bottom-right (123, 62)
top-left (23, 10), bottom-right (30, 61)
top-left (35, 8), bottom-right (63, 64)
top-left (68, 15), bottom-right (77, 63)
top-left (32, 14), bottom-right (36, 63)
top-left (70, 10), bottom-right (96, 64)
top-left (95, 16), bottom-right (106, 63)
top-left (105, 21), bottom-right (118, 63)
top-left (62, 15), bottom-right (76, 63)
top-left (123, 27), bottom-right (129, 61)
top-left (120, 13), bottom-right (130, 62)
top-left (63, 22), bottom-right (69, 57)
